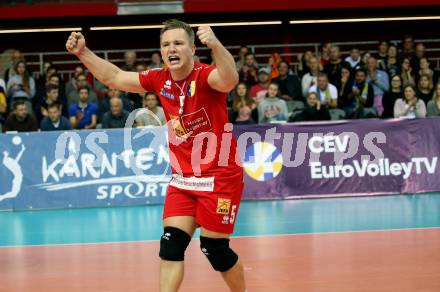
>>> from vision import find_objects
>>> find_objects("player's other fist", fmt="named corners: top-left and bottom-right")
top-left (66, 32), bottom-right (86, 57)
top-left (196, 26), bottom-right (220, 49)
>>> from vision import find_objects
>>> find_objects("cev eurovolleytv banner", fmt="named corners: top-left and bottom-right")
top-left (1, 118), bottom-right (440, 211)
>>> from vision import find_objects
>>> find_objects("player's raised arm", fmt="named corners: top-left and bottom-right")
top-left (65, 32), bottom-right (145, 93)
top-left (196, 26), bottom-right (238, 92)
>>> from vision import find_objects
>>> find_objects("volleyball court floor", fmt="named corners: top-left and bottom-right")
top-left (1, 193), bottom-right (440, 292)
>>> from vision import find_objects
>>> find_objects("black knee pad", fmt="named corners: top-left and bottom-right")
top-left (200, 236), bottom-right (238, 272)
top-left (159, 227), bottom-right (191, 261)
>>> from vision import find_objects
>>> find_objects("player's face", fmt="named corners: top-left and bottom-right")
top-left (160, 28), bottom-right (195, 72)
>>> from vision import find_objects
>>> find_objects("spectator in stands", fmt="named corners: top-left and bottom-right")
top-left (232, 82), bottom-right (257, 124)
top-left (394, 84), bottom-right (426, 118)
top-left (67, 76), bottom-right (98, 107)
top-left (238, 53), bottom-right (258, 87)
top-left (417, 74), bottom-right (434, 104)
top-left (0, 80), bottom-right (7, 128)
top-left (101, 97), bottom-right (130, 129)
top-left (362, 52), bottom-right (372, 65)
top-left (301, 56), bottom-right (321, 98)
top-left (235, 45), bottom-right (250, 71)
top-left (4, 50), bottom-right (24, 84)
top-left (268, 53), bottom-right (282, 80)
top-left (427, 83), bottom-right (440, 116)
top-left (65, 65), bottom-right (84, 96)
top-left (401, 34), bottom-right (415, 59)
top-left (149, 52), bottom-right (163, 69)
top-left (345, 47), bottom-right (363, 69)
top-left (250, 68), bottom-right (270, 101)
top-left (68, 85), bottom-right (98, 129)
top-left (319, 42), bottom-right (332, 67)
top-left (380, 45), bottom-right (400, 77)
top-left (273, 61), bottom-right (302, 101)
top-left (6, 61), bottom-right (35, 111)
top-left (135, 62), bottom-right (147, 73)
top-left (347, 66), bottom-right (375, 119)
top-left (135, 92), bottom-right (166, 127)
top-left (401, 57), bottom-right (416, 86)
top-left (121, 50), bottom-right (137, 72)
top-left (411, 43), bottom-right (426, 76)
top-left (337, 63), bottom-right (355, 109)
top-left (3, 100), bottom-right (38, 132)
top-left (44, 73), bottom-right (67, 105)
top-left (291, 92), bottom-right (330, 122)
top-left (324, 45), bottom-right (346, 85)
top-left (308, 73), bottom-right (338, 109)
top-left (376, 41), bottom-right (389, 68)
top-left (366, 56), bottom-right (389, 115)
top-left (382, 74), bottom-right (403, 119)
top-left (258, 82), bottom-right (288, 123)
top-left (419, 57), bottom-right (434, 85)
top-left (38, 84), bottom-right (68, 122)
top-left (99, 88), bottom-right (133, 121)
top-left (40, 102), bottom-right (72, 131)
top-left (297, 50), bottom-right (314, 78)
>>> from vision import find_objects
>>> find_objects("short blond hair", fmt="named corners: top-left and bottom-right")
top-left (160, 19), bottom-right (195, 45)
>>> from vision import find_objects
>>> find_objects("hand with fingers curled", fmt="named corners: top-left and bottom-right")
top-left (196, 26), bottom-right (220, 49)
top-left (65, 32), bottom-right (86, 57)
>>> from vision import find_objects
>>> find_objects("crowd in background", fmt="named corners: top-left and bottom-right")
top-left (1, 34), bottom-right (440, 133)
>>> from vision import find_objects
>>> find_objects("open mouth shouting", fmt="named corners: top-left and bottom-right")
top-left (169, 55), bottom-right (180, 65)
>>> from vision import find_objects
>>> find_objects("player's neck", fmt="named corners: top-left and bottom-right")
top-left (170, 61), bottom-right (194, 81)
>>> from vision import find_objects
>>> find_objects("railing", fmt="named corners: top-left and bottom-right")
top-left (18, 38), bottom-right (440, 80)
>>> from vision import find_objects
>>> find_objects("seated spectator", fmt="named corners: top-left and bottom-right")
top-left (235, 45), bottom-right (250, 71)
top-left (232, 82), bottom-right (257, 124)
top-left (272, 61), bottom-right (302, 101)
top-left (6, 61), bottom-right (35, 110)
top-left (135, 62), bottom-right (147, 73)
top-left (135, 92), bottom-right (166, 127)
top-left (291, 92), bottom-right (330, 122)
top-left (401, 34), bottom-right (415, 59)
top-left (381, 45), bottom-right (400, 77)
top-left (149, 52), bottom-right (163, 69)
top-left (4, 50), bottom-right (24, 84)
top-left (297, 50), bottom-right (314, 78)
top-left (238, 52), bottom-right (258, 87)
top-left (3, 100), bottom-right (38, 132)
top-left (347, 66), bottom-right (375, 119)
top-left (0, 83), bottom-right (7, 127)
top-left (345, 47), bottom-right (363, 69)
top-left (40, 103), bottom-right (72, 131)
top-left (324, 45), bottom-right (347, 85)
top-left (417, 74), bottom-right (434, 104)
top-left (401, 57), bottom-right (416, 86)
top-left (99, 88), bottom-right (133, 121)
top-left (258, 82), bottom-right (288, 123)
top-left (121, 50), bottom-right (137, 72)
top-left (308, 73), bottom-right (338, 109)
top-left (268, 53), bottom-right (282, 80)
top-left (36, 65), bottom-right (64, 102)
top-left (38, 84), bottom-right (68, 123)
top-left (301, 56), bottom-right (321, 98)
top-left (394, 85), bottom-right (426, 118)
top-left (102, 97), bottom-right (130, 129)
top-left (65, 66), bottom-right (85, 97)
top-left (419, 57), bottom-right (434, 85)
top-left (375, 40), bottom-right (389, 68)
top-left (366, 56), bottom-right (389, 116)
top-left (67, 77), bottom-right (98, 107)
top-left (68, 85), bottom-right (98, 129)
top-left (337, 64), bottom-right (355, 109)
top-left (319, 42), bottom-right (332, 68)
top-left (411, 43), bottom-right (426, 77)
top-left (250, 68), bottom-right (270, 101)
top-left (382, 75), bottom-right (404, 118)
top-left (427, 83), bottom-right (440, 116)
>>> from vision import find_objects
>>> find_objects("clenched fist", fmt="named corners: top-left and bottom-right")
top-left (196, 26), bottom-right (220, 49)
top-left (66, 32), bottom-right (86, 57)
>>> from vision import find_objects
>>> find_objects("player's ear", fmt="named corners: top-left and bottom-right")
top-left (192, 44), bottom-right (196, 56)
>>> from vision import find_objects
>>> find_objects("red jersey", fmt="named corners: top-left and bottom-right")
top-left (139, 63), bottom-right (242, 192)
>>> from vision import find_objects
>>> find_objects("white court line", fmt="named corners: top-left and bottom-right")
top-left (1, 226), bottom-right (439, 249)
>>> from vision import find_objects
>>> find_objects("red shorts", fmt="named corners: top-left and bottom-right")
top-left (163, 171), bottom-right (243, 234)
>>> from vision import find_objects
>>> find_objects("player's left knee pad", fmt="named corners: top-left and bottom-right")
top-left (199, 236), bottom-right (238, 272)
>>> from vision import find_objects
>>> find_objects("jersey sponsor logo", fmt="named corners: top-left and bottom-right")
top-left (160, 89), bottom-right (175, 100)
top-left (243, 142), bottom-right (283, 182)
top-left (187, 80), bottom-right (196, 97)
top-left (169, 174), bottom-right (215, 192)
top-left (216, 198), bottom-right (231, 214)
top-left (222, 215), bottom-right (230, 224)
top-left (180, 108), bottom-right (212, 137)
top-left (169, 114), bottom-right (189, 138)
top-left (140, 70), bottom-right (149, 76)
top-left (164, 80), bottom-right (172, 90)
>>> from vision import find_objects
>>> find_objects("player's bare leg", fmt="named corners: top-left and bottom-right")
top-left (160, 216), bottom-right (197, 292)
top-left (200, 228), bottom-right (246, 292)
